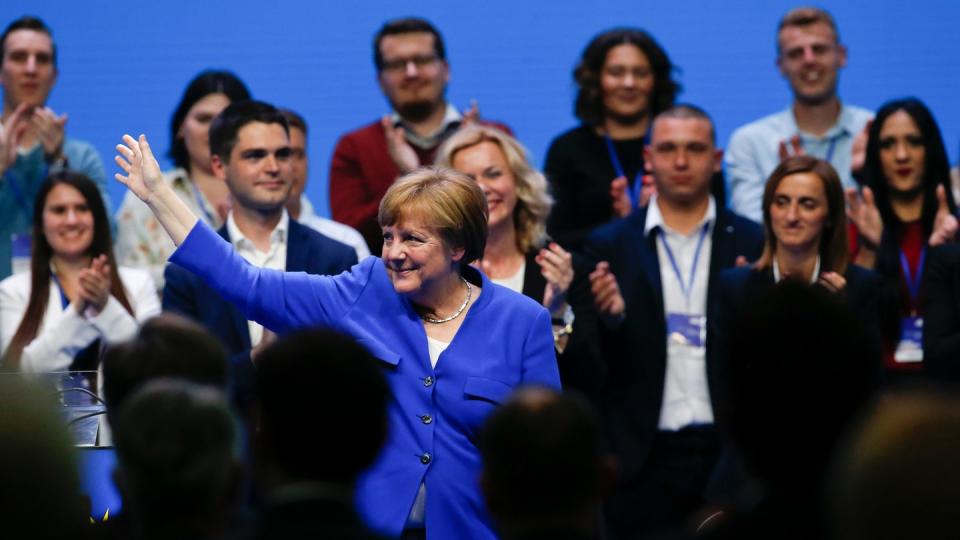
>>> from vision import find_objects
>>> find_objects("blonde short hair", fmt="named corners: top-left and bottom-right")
top-left (378, 167), bottom-right (488, 263)
top-left (435, 126), bottom-right (553, 254)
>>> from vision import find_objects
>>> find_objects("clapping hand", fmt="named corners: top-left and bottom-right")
top-left (817, 271), bottom-right (847, 294)
top-left (929, 184), bottom-right (958, 247)
top-left (845, 186), bottom-right (883, 248)
top-left (778, 134), bottom-right (805, 161)
top-left (76, 255), bottom-right (111, 316)
top-left (0, 103), bottom-right (30, 175)
top-left (610, 176), bottom-right (631, 217)
top-left (461, 100), bottom-right (480, 127)
top-left (536, 242), bottom-right (574, 313)
top-left (589, 261), bottom-right (625, 318)
top-left (31, 107), bottom-right (67, 163)
top-left (381, 115), bottom-right (419, 175)
top-left (850, 120), bottom-right (872, 175)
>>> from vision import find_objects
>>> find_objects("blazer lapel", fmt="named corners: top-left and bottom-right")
top-left (521, 251), bottom-right (546, 301)
top-left (285, 220), bottom-right (309, 272)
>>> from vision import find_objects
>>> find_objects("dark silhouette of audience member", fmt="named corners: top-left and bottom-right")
top-left (101, 312), bottom-right (228, 428)
top-left (0, 376), bottom-right (91, 539)
top-left (831, 387), bottom-right (960, 540)
top-left (479, 386), bottom-right (615, 540)
top-left (699, 281), bottom-right (880, 540)
top-left (111, 379), bottom-right (240, 540)
top-left (252, 328), bottom-right (391, 540)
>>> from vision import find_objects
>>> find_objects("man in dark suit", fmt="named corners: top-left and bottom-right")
top-left (163, 101), bottom-right (356, 407)
top-left (586, 104), bottom-right (763, 540)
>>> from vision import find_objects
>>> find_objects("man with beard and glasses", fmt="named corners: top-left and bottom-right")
top-left (329, 17), bottom-right (510, 254)
top-left (725, 6), bottom-right (872, 224)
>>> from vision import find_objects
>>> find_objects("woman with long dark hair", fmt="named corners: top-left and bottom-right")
top-left (115, 70), bottom-right (251, 290)
top-left (845, 97), bottom-right (956, 373)
top-left (0, 171), bottom-right (160, 371)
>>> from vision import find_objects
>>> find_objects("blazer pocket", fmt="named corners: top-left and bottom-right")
top-left (463, 377), bottom-right (513, 404)
top-left (355, 338), bottom-right (401, 367)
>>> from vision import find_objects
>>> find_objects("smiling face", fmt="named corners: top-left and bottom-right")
top-left (769, 171), bottom-right (829, 254)
top-left (381, 215), bottom-right (463, 300)
top-left (1, 28), bottom-right (56, 113)
top-left (377, 32), bottom-right (448, 121)
top-left (213, 121), bottom-right (292, 214)
top-left (878, 109), bottom-right (926, 197)
top-left (645, 116), bottom-right (721, 205)
top-left (777, 21), bottom-right (846, 105)
top-left (600, 43), bottom-right (655, 123)
top-left (179, 92), bottom-right (231, 174)
top-left (451, 140), bottom-right (518, 234)
top-left (43, 183), bottom-right (94, 262)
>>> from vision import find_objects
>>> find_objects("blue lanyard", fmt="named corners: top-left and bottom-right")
top-left (899, 247), bottom-right (925, 303)
top-left (189, 180), bottom-right (218, 225)
top-left (50, 273), bottom-right (71, 310)
top-left (658, 224), bottom-right (710, 303)
top-left (823, 136), bottom-right (839, 163)
top-left (603, 135), bottom-right (647, 208)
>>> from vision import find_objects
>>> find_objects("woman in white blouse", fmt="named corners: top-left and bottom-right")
top-left (0, 171), bottom-right (160, 372)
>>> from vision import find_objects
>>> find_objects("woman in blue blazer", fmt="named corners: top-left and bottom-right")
top-left (115, 134), bottom-right (560, 540)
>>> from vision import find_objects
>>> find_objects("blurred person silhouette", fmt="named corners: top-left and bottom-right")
top-left (250, 328), bottom-right (391, 539)
top-left (479, 386), bottom-right (615, 540)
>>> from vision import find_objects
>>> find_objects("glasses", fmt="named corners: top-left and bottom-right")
top-left (381, 54), bottom-right (439, 73)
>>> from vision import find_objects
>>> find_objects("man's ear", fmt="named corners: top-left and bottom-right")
top-left (713, 148), bottom-right (724, 173)
top-left (210, 154), bottom-right (227, 181)
top-left (643, 146), bottom-right (653, 173)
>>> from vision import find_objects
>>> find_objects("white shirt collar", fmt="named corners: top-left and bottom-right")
top-left (391, 103), bottom-right (462, 149)
top-left (226, 209), bottom-right (290, 253)
top-left (773, 254), bottom-right (821, 284)
top-left (644, 195), bottom-right (717, 238)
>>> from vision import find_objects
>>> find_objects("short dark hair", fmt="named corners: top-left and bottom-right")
top-left (373, 17), bottom-right (446, 72)
top-left (102, 313), bottom-right (228, 426)
top-left (169, 70), bottom-right (251, 171)
top-left (208, 100), bottom-right (289, 163)
top-left (573, 28), bottom-right (680, 126)
top-left (279, 108), bottom-right (307, 136)
top-left (652, 103), bottom-right (716, 144)
top-left (256, 329), bottom-right (390, 483)
top-left (113, 380), bottom-right (237, 530)
top-left (480, 387), bottom-right (604, 522)
top-left (0, 16), bottom-right (56, 68)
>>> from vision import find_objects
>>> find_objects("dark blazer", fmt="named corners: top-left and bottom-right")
top-left (520, 250), bottom-right (606, 402)
top-left (163, 219), bottom-right (357, 405)
top-left (584, 205), bottom-right (763, 482)
top-left (250, 495), bottom-right (390, 540)
top-left (921, 244), bottom-right (960, 382)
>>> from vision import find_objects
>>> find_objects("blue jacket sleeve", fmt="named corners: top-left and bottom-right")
top-left (169, 221), bottom-right (369, 333)
top-left (521, 308), bottom-right (562, 389)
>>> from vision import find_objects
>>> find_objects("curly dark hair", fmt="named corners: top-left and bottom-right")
top-left (573, 28), bottom-right (680, 126)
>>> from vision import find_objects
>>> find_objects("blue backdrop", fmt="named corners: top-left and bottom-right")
top-left (5, 0), bottom-right (958, 218)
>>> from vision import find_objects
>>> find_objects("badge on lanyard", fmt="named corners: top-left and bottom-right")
top-left (667, 313), bottom-right (706, 348)
top-left (895, 316), bottom-right (923, 363)
top-left (11, 233), bottom-right (31, 275)
top-left (895, 248), bottom-right (925, 363)
top-left (660, 225), bottom-right (710, 350)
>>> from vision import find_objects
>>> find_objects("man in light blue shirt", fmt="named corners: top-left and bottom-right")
top-left (726, 6), bottom-right (871, 223)
top-left (0, 16), bottom-right (112, 279)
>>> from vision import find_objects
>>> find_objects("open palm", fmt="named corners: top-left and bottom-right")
top-left (114, 134), bottom-right (165, 202)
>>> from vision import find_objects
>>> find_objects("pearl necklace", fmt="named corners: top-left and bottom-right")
top-left (420, 277), bottom-right (472, 324)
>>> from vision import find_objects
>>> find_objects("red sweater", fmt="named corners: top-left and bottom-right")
top-left (329, 119), bottom-right (510, 254)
